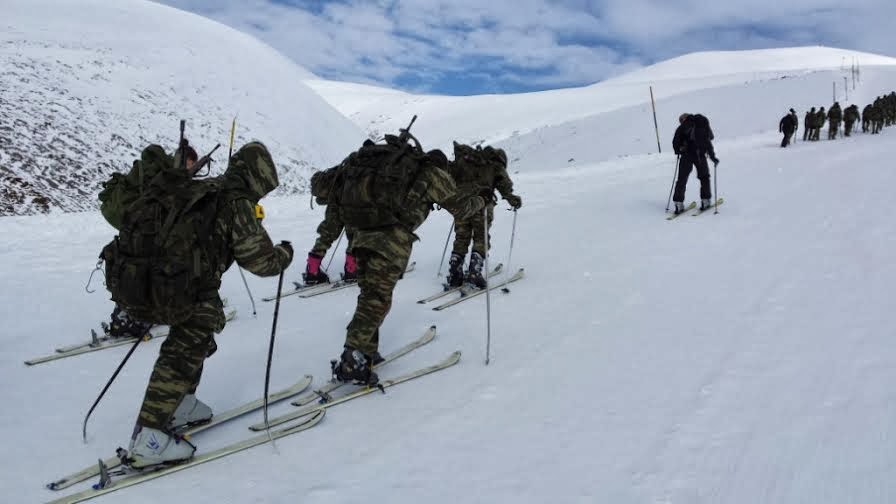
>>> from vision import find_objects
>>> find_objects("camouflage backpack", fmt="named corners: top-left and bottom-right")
top-left (100, 160), bottom-right (222, 326)
top-left (450, 142), bottom-right (505, 192)
top-left (309, 164), bottom-right (342, 204)
top-left (334, 134), bottom-right (427, 230)
top-left (98, 145), bottom-right (171, 230)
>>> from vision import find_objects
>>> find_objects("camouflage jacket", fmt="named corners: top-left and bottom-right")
top-left (827, 105), bottom-right (842, 122)
top-left (212, 142), bottom-right (291, 284)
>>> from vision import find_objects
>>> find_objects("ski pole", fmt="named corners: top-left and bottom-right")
top-left (484, 206), bottom-right (493, 365)
top-left (83, 336), bottom-right (143, 442)
top-left (228, 117), bottom-right (257, 317)
top-left (237, 268), bottom-right (257, 318)
top-left (436, 222), bottom-right (454, 278)
top-left (323, 228), bottom-right (345, 274)
top-left (666, 155), bottom-right (679, 212)
top-left (501, 209), bottom-right (518, 293)
top-left (714, 161), bottom-right (719, 215)
top-left (263, 246), bottom-right (288, 448)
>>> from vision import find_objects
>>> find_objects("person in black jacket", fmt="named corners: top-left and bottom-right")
top-left (779, 108), bottom-right (798, 147)
top-left (672, 113), bottom-right (719, 212)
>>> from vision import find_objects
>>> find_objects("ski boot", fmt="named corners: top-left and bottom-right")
top-left (302, 252), bottom-right (330, 286)
top-left (168, 394), bottom-right (213, 430)
top-left (673, 201), bottom-right (686, 215)
top-left (465, 251), bottom-right (487, 289)
top-left (700, 198), bottom-right (713, 211)
top-left (332, 347), bottom-right (379, 385)
top-left (126, 425), bottom-right (196, 469)
top-left (446, 253), bottom-right (465, 288)
top-left (108, 305), bottom-right (152, 339)
top-left (342, 253), bottom-right (358, 282)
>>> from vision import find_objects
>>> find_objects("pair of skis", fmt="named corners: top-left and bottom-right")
top-left (416, 265), bottom-right (525, 311)
top-left (666, 198), bottom-right (725, 220)
top-left (25, 309), bottom-right (238, 366)
top-left (261, 262), bottom-right (418, 302)
top-left (45, 326), bottom-right (459, 504)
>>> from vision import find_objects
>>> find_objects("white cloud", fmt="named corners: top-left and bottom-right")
top-left (154, 0), bottom-right (896, 94)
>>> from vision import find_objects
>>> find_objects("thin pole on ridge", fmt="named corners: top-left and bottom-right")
top-left (650, 86), bottom-right (662, 154)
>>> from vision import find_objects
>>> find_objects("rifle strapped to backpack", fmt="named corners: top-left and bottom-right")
top-left (334, 116), bottom-right (429, 230)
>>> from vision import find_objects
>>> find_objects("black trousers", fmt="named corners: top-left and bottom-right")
top-left (781, 130), bottom-right (794, 147)
top-left (673, 153), bottom-right (711, 202)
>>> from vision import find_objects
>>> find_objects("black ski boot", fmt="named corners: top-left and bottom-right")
top-left (108, 305), bottom-right (152, 339)
top-left (673, 201), bottom-right (686, 215)
top-left (700, 198), bottom-right (712, 211)
top-left (446, 253), bottom-right (464, 288)
top-left (466, 251), bottom-right (487, 289)
top-left (332, 347), bottom-right (379, 385)
top-left (302, 252), bottom-right (330, 286)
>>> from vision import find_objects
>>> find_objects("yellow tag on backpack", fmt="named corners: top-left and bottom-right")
top-left (255, 204), bottom-right (265, 220)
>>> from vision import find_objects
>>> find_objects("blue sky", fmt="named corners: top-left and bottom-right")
top-left (157, 0), bottom-right (895, 95)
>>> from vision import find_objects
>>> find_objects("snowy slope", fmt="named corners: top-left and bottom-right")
top-left (4, 47), bottom-right (896, 504)
top-left (306, 46), bottom-right (896, 172)
top-left (0, 0), bottom-right (362, 216)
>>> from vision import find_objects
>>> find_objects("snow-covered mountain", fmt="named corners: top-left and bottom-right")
top-left (0, 0), bottom-right (362, 216)
top-left (306, 46), bottom-right (896, 173)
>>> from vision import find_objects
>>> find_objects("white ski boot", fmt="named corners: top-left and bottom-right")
top-left (168, 394), bottom-right (213, 430)
top-left (128, 425), bottom-right (196, 469)
top-left (700, 198), bottom-right (713, 210)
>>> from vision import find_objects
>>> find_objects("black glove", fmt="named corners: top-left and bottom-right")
top-left (479, 188), bottom-right (495, 203)
top-left (505, 194), bottom-right (522, 209)
top-left (275, 240), bottom-right (294, 269)
top-left (709, 155), bottom-right (719, 167)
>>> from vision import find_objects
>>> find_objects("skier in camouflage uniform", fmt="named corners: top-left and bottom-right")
top-left (331, 134), bottom-right (486, 386)
top-left (871, 101), bottom-right (883, 134)
top-left (862, 104), bottom-right (873, 133)
top-left (812, 107), bottom-right (826, 141)
top-left (114, 141), bottom-right (293, 468)
top-left (843, 104), bottom-right (860, 137)
top-left (803, 108), bottom-right (815, 141)
top-left (827, 102), bottom-right (842, 140)
top-left (446, 142), bottom-right (522, 289)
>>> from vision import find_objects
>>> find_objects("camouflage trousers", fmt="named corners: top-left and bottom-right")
top-left (828, 121), bottom-right (841, 139)
top-left (137, 298), bottom-right (225, 429)
top-left (344, 245), bottom-right (411, 357)
top-left (451, 204), bottom-right (494, 257)
top-left (311, 205), bottom-right (352, 257)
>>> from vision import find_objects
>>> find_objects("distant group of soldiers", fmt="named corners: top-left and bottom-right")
top-left (795, 91), bottom-right (896, 145)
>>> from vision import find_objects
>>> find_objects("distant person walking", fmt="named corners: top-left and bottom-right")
top-left (803, 107), bottom-right (815, 141)
top-left (779, 108), bottom-right (798, 147)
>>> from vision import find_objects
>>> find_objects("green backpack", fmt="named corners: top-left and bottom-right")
top-left (98, 145), bottom-right (171, 230)
top-left (335, 135), bottom-right (426, 230)
top-left (451, 142), bottom-right (502, 191)
top-left (309, 164), bottom-right (341, 204)
top-left (100, 166), bottom-right (222, 326)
